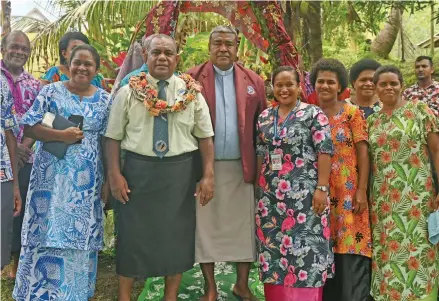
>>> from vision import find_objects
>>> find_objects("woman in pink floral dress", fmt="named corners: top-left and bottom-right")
top-left (256, 66), bottom-right (334, 301)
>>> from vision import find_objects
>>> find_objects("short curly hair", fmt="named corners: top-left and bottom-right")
top-left (372, 65), bottom-right (403, 86)
top-left (310, 58), bottom-right (348, 95)
top-left (349, 59), bottom-right (381, 87)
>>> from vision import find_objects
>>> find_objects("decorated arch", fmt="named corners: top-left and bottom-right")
top-left (116, 0), bottom-right (306, 97)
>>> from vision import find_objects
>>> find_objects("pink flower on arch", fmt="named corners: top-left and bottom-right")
top-left (295, 157), bottom-right (305, 168)
top-left (298, 270), bottom-right (308, 281)
top-left (297, 213), bottom-right (306, 224)
top-left (313, 130), bottom-right (326, 144)
top-left (278, 179), bottom-right (291, 193)
top-left (281, 235), bottom-right (293, 249)
top-left (281, 216), bottom-right (296, 232)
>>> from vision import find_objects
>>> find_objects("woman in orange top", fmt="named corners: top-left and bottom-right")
top-left (310, 59), bottom-right (372, 301)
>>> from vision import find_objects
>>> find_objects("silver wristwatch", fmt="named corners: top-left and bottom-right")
top-left (316, 185), bottom-right (329, 193)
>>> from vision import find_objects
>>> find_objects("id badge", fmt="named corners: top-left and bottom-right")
top-left (270, 152), bottom-right (282, 171)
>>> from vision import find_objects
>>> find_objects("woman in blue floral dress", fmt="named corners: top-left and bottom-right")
top-left (13, 45), bottom-right (111, 301)
top-left (256, 66), bottom-right (334, 301)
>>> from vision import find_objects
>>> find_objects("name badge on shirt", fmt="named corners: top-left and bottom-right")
top-left (270, 152), bottom-right (282, 171)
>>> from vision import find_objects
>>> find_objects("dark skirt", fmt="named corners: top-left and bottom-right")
top-left (116, 151), bottom-right (196, 278)
top-left (1, 180), bottom-right (14, 268)
top-left (323, 254), bottom-right (372, 301)
top-left (12, 163), bottom-right (32, 253)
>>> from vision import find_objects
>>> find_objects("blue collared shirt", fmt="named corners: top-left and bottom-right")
top-left (213, 65), bottom-right (240, 160)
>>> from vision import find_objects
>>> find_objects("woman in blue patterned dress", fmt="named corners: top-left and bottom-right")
top-left (256, 66), bottom-right (334, 301)
top-left (13, 44), bottom-right (111, 301)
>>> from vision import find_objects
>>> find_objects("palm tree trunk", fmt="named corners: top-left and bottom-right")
top-left (1, 0), bottom-right (12, 36)
top-left (371, 6), bottom-right (402, 59)
top-left (306, 1), bottom-right (322, 64)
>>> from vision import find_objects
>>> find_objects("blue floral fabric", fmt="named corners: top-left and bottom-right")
top-left (1, 77), bottom-right (18, 182)
top-left (19, 82), bottom-right (111, 250)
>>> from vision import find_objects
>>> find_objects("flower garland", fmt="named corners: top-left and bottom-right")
top-left (129, 72), bottom-right (202, 116)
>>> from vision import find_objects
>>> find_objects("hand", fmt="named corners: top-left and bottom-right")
top-left (353, 189), bottom-right (368, 214)
top-left (195, 175), bottom-right (214, 206)
top-left (312, 189), bottom-right (328, 215)
top-left (17, 143), bottom-right (32, 168)
top-left (13, 187), bottom-right (22, 217)
top-left (62, 127), bottom-right (84, 144)
top-left (101, 180), bottom-right (110, 203)
top-left (109, 172), bottom-right (130, 204)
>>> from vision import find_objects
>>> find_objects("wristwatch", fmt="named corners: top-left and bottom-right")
top-left (316, 185), bottom-right (329, 193)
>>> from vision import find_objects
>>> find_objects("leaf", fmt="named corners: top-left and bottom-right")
top-left (392, 162), bottom-right (407, 181)
top-left (406, 220), bottom-right (418, 237)
top-left (405, 119), bottom-right (415, 134)
top-left (300, 1), bottom-right (309, 15)
top-left (406, 270), bottom-right (417, 288)
top-left (390, 263), bottom-right (405, 283)
top-left (392, 116), bottom-right (405, 130)
top-left (408, 168), bottom-right (419, 185)
top-left (392, 212), bottom-right (406, 233)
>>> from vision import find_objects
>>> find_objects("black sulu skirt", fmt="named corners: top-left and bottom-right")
top-left (116, 151), bottom-right (196, 278)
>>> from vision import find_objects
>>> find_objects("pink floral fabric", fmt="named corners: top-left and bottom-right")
top-left (1, 61), bottom-right (40, 163)
top-left (255, 105), bottom-right (334, 287)
top-left (403, 81), bottom-right (439, 116)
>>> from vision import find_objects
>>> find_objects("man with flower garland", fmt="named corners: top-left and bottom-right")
top-left (188, 26), bottom-right (266, 301)
top-left (105, 34), bottom-right (215, 301)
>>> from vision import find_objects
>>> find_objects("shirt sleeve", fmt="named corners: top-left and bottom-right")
top-left (350, 105), bottom-right (368, 144)
top-left (98, 90), bottom-right (112, 136)
top-left (20, 84), bottom-right (52, 127)
top-left (104, 86), bottom-right (130, 141)
top-left (40, 66), bottom-right (59, 83)
top-left (311, 107), bottom-right (333, 155)
top-left (192, 93), bottom-right (214, 139)
top-left (418, 101), bottom-right (439, 144)
top-left (1, 87), bottom-right (18, 130)
top-left (256, 109), bottom-right (269, 157)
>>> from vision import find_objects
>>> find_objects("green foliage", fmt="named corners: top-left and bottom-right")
top-left (179, 32), bottom-right (210, 72)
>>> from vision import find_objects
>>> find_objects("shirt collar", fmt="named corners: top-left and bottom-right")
top-left (414, 80), bottom-right (439, 90)
top-left (1, 60), bottom-right (30, 82)
top-left (213, 64), bottom-right (234, 76)
top-left (146, 73), bottom-right (175, 87)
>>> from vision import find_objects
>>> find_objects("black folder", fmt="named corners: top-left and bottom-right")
top-left (42, 115), bottom-right (77, 159)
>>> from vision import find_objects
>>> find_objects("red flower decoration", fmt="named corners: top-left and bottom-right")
top-left (112, 51), bottom-right (127, 67)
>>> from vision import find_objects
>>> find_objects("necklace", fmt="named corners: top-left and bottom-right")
top-left (129, 72), bottom-right (202, 116)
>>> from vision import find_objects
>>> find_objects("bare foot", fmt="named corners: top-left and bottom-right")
top-left (199, 290), bottom-right (218, 301)
top-left (232, 285), bottom-right (259, 301)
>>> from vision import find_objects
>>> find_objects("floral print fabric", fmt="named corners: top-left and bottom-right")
top-left (368, 101), bottom-right (439, 301)
top-left (0, 79), bottom-right (18, 182)
top-left (403, 81), bottom-right (439, 116)
top-left (255, 104), bottom-right (335, 288)
top-left (328, 102), bottom-right (372, 258)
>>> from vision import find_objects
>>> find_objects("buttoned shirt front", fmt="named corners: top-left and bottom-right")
top-left (105, 74), bottom-right (214, 157)
top-left (213, 65), bottom-right (241, 160)
top-left (1, 79), bottom-right (18, 182)
top-left (403, 80), bottom-right (439, 116)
